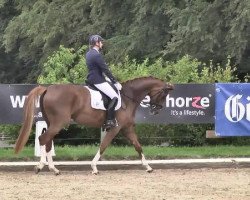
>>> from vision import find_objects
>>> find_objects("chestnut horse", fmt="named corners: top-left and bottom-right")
top-left (14, 76), bottom-right (173, 174)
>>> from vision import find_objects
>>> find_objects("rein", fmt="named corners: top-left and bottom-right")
top-left (121, 88), bottom-right (166, 108)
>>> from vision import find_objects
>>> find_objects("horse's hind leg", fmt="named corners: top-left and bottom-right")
top-left (34, 145), bottom-right (47, 174)
top-left (34, 128), bottom-right (60, 175)
top-left (39, 125), bottom-right (59, 146)
top-left (34, 142), bottom-right (60, 175)
top-left (34, 128), bottom-right (47, 174)
top-left (45, 139), bottom-right (60, 175)
top-left (123, 126), bottom-right (153, 173)
top-left (37, 124), bottom-right (64, 174)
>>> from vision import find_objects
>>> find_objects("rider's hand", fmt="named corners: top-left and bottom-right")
top-left (115, 82), bottom-right (122, 90)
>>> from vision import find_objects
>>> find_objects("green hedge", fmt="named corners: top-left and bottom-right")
top-left (1, 47), bottom-right (245, 147)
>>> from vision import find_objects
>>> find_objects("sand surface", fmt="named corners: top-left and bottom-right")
top-left (0, 168), bottom-right (249, 200)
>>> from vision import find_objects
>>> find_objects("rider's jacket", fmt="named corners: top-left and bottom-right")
top-left (86, 48), bottom-right (117, 84)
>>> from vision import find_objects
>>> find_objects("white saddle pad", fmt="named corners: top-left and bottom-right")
top-left (85, 86), bottom-right (121, 111)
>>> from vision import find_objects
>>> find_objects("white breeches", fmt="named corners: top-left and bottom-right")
top-left (94, 82), bottom-right (118, 99)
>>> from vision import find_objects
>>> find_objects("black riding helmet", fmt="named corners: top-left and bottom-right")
top-left (89, 35), bottom-right (104, 46)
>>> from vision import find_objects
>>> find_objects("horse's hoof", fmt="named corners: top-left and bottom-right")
top-left (49, 167), bottom-right (60, 175)
top-left (34, 166), bottom-right (40, 174)
top-left (92, 171), bottom-right (99, 175)
top-left (54, 171), bottom-right (61, 176)
top-left (146, 169), bottom-right (153, 173)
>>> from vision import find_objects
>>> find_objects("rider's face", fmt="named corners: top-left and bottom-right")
top-left (99, 41), bottom-right (103, 49)
top-left (95, 41), bottom-right (103, 49)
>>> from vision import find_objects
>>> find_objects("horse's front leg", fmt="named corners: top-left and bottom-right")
top-left (123, 126), bottom-right (153, 173)
top-left (91, 127), bottom-right (120, 174)
top-left (91, 148), bottom-right (101, 174)
top-left (141, 153), bottom-right (153, 173)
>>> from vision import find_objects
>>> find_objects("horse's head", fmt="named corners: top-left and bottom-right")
top-left (122, 76), bottom-right (174, 115)
top-left (148, 82), bottom-right (174, 115)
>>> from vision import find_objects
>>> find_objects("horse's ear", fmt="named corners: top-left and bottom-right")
top-left (165, 83), bottom-right (174, 90)
top-left (162, 84), bottom-right (174, 95)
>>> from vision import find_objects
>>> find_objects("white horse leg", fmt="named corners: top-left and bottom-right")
top-left (34, 145), bottom-right (47, 174)
top-left (47, 151), bottom-right (60, 175)
top-left (141, 153), bottom-right (153, 173)
top-left (91, 149), bottom-right (101, 174)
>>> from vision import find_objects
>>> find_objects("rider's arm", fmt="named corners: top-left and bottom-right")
top-left (95, 53), bottom-right (117, 83)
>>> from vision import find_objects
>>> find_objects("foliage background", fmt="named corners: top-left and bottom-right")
top-left (0, 0), bottom-right (249, 83)
top-left (32, 46), bottom-right (248, 146)
top-left (0, 0), bottom-right (250, 146)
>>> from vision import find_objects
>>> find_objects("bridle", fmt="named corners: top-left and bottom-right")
top-left (121, 87), bottom-right (169, 110)
top-left (148, 88), bottom-right (170, 110)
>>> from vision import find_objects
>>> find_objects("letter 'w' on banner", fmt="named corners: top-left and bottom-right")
top-left (35, 121), bottom-right (55, 157)
top-left (215, 83), bottom-right (250, 136)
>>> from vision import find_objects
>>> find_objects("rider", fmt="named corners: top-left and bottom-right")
top-left (86, 34), bottom-right (122, 129)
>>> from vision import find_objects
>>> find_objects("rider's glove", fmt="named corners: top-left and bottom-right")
top-left (114, 82), bottom-right (122, 90)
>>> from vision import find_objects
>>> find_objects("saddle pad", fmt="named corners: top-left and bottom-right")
top-left (85, 86), bottom-right (121, 111)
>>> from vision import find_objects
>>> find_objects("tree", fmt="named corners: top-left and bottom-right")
top-left (1, 0), bottom-right (249, 83)
top-left (164, 0), bottom-right (250, 75)
top-left (37, 45), bottom-right (87, 84)
top-left (0, 0), bottom-right (23, 83)
top-left (39, 45), bottom-right (236, 84)
top-left (3, 0), bottom-right (92, 83)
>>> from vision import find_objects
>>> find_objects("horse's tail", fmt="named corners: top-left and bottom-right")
top-left (14, 86), bottom-right (47, 154)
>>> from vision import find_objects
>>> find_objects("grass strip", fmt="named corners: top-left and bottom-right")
top-left (0, 145), bottom-right (249, 161)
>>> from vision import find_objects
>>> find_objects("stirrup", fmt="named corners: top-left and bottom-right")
top-left (102, 119), bottom-right (118, 131)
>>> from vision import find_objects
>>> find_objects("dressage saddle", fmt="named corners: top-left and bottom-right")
top-left (85, 80), bottom-right (118, 130)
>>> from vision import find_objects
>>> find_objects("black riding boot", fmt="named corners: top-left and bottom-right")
top-left (104, 97), bottom-right (118, 129)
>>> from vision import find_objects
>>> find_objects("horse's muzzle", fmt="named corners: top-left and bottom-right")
top-left (149, 104), bottom-right (163, 115)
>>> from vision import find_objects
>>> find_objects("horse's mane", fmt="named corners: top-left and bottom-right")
top-left (122, 76), bottom-right (164, 85)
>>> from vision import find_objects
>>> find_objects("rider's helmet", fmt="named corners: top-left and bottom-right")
top-left (89, 35), bottom-right (104, 46)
